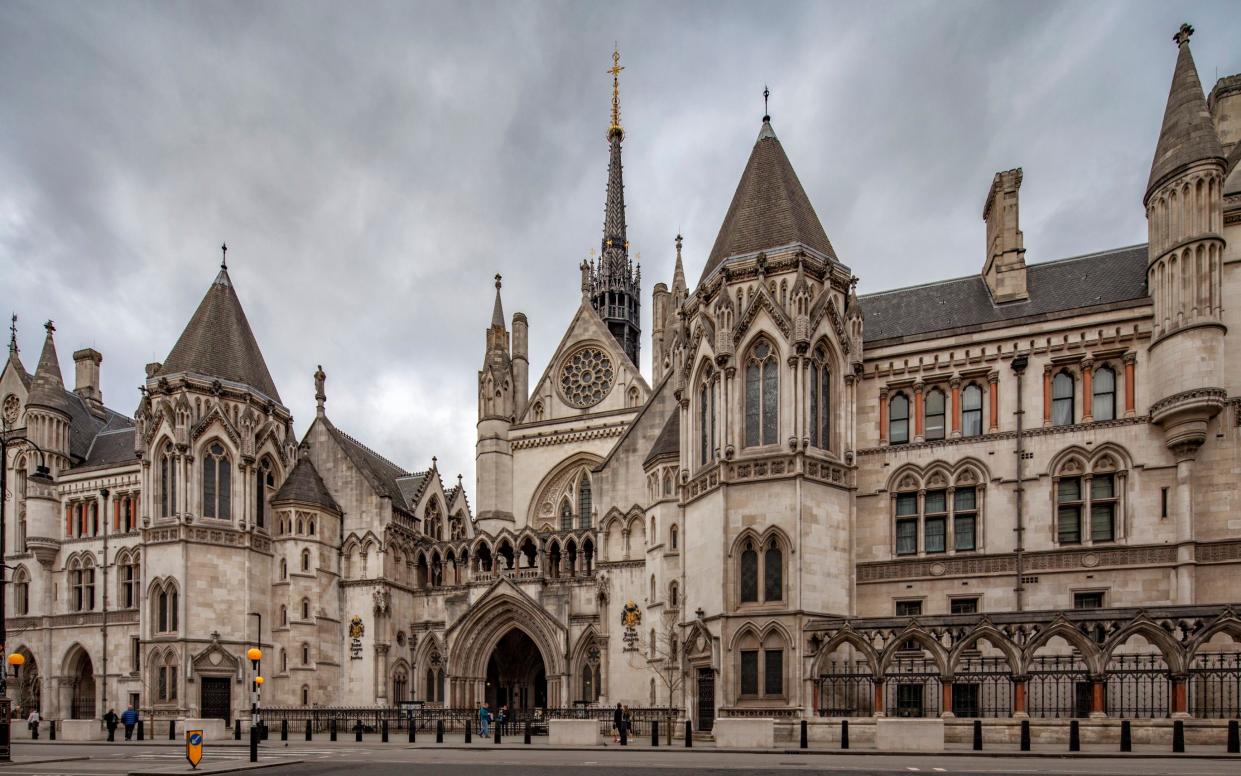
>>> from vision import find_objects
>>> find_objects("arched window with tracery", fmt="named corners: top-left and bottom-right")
top-left (764, 538), bottom-right (783, 602)
top-left (744, 339), bottom-right (778, 447)
top-left (698, 364), bottom-right (718, 465)
top-left (154, 580), bottom-right (179, 633)
top-left (739, 540), bottom-right (759, 603)
top-left (738, 534), bottom-right (785, 606)
top-left (202, 441), bottom-right (232, 519)
top-left (809, 344), bottom-right (831, 450)
top-left (159, 441), bottom-right (177, 518)
top-left (577, 475), bottom-right (592, 529)
top-left (13, 566), bottom-right (29, 616)
top-left (560, 499), bottom-right (573, 531)
top-left (393, 668), bottom-right (409, 702)
top-left (425, 499), bottom-right (443, 541)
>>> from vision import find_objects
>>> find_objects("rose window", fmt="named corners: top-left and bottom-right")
top-left (2, 394), bottom-right (19, 426)
top-left (560, 347), bottom-right (615, 408)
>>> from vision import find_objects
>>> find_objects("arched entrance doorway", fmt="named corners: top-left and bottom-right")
top-left (13, 648), bottom-right (39, 716)
top-left (68, 651), bottom-right (95, 719)
top-left (486, 629), bottom-right (546, 711)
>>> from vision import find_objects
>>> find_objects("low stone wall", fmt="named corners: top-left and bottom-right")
top-left (548, 719), bottom-right (601, 746)
top-left (181, 718), bottom-right (229, 743)
top-left (59, 719), bottom-right (105, 741)
top-left (714, 717), bottom-right (775, 748)
top-left (876, 718), bottom-right (944, 752)
top-left (778, 718), bottom-right (1237, 747)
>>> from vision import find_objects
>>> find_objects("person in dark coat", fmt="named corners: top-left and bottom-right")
top-left (103, 709), bottom-right (119, 742)
top-left (612, 702), bottom-right (623, 743)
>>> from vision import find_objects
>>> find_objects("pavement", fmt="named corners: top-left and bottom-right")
top-left (2, 737), bottom-right (1237, 775)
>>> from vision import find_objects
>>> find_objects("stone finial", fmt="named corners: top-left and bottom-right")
top-left (1173, 23), bottom-right (1193, 48)
top-left (314, 364), bottom-right (326, 416)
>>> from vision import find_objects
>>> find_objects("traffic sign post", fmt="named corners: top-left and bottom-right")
top-left (185, 729), bottom-right (204, 769)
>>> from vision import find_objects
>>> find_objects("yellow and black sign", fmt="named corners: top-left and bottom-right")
top-left (186, 729), bottom-right (204, 769)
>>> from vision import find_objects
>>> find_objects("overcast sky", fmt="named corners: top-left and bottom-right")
top-left (2, 1), bottom-right (1238, 492)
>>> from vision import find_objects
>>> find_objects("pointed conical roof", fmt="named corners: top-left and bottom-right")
top-left (701, 120), bottom-right (835, 283)
top-left (490, 275), bottom-right (506, 328)
top-left (271, 455), bottom-right (341, 512)
top-left (26, 323), bottom-right (73, 414)
top-left (157, 267), bottom-right (282, 402)
top-left (1146, 27), bottom-right (1226, 199)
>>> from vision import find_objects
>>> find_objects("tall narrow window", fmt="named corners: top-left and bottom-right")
top-left (923, 490), bottom-right (947, 553)
top-left (740, 650), bottom-right (759, 696)
top-left (895, 493), bottom-right (918, 555)
top-left (1052, 372), bottom-right (1075, 426)
top-left (160, 443), bottom-right (176, 518)
top-left (809, 345), bottom-right (831, 449)
top-left (745, 340), bottom-right (778, 447)
top-left (1057, 477), bottom-right (1083, 544)
top-left (158, 588), bottom-right (169, 632)
top-left (889, 394), bottom-right (910, 445)
top-left (577, 475), bottom-right (592, 530)
top-left (699, 381), bottom-right (709, 465)
top-left (739, 540), bottom-right (758, 603)
top-left (954, 488), bottom-right (977, 551)
top-left (764, 649), bottom-right (784, 696)
top-left (202, 442), bottom-right (231, 519)
top-left (71, 564), bottom-right (84, 611)
top-left (763, 538), bottom-right (783, 602)
top-left (84, 562), bottom-right (96, 610)
top-left (961, 384), bottom-right (983, 437)
top-left (560, 499), bottom-right (573, 532)
top-left (924, 389), bottom-right (946, 441)
top-left (256, 458), bottom-right (275, 529)
top-left (13, 568), bottom-right (29, 616)
top-left (1092, 367), bottom-right (1116, 422)
top-left (1090, 475), bottom-right (1116, 542)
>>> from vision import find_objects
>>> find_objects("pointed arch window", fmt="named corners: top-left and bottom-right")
top-left (301, 548), bottom-right (311, 572)
top-left (924, 388), bottom-right (946, 441)
top-left (560, 499), bottom-right (573, 531)
top-left (809, 345), bottom-right (831, 449)
top-left (889, 394), bottom-right (910, 445)
top-left (961, 384), bottom-right (983, 437)
top-left (202, 441), bottom-right (231, 519)
top-left (302, 643), bottom-right (310, 665)
top-left (301, 598), bottom-right (311, 620)
top-left (155, 581), bottom-right (179, 633)
top-left (577, 475), bottom-right (592, 529)
top-left (1093, 366), bottom-right (1116, 421)
top-left (256, 457), bottom-right (276, 529)
top-left (669, 524), bottom-right (678, 550)
top-left (159, 442), bottom-right (177, 518)
top-left (744, 339), bottom-right (778, 447)
top-left (699, 365), bottom-right (718, 465)
top-left (739, 540), bottom-right (759, 603)
top-left (13, 567), bottom-right (29, 616)
top-left (763, 538), bottom-right (783, 602)
top-left (1052, 371), bottom-right (1075, 426)
top-left (120, 554), bottom-right (139, 608)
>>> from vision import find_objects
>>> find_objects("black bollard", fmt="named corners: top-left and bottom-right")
top-left (494, 719), bottom-right (501, 744)
top-left (281, 719), bottom-right (289, 741)
top-left (47, 719), bottom-right (53, 741)
top-left (1228, 719), bottom-right (1239, 754)
top-left (330, 718), bottom-right (337, 742)
top-left (435, 719), bottom-right (443, 744)
top-left (1173, 719), bottom-right (1184, 753)
top-left (249, 724), bottom-right (259, 763)
top-left (1120, 720), bottom-right (1131, 752)
top-left (408, 717), bottom-right (415, 743)
top-left (235, 719), bottom-right (242, 740)
top-left (620, 720), bottom-right (627, 747)
top-left (30, 720), bottom-right (38, 740)
top-left (355, 719), bottom-right (363, 742)
top-left (652, 719), bottom-right (660, 747)
top-left (382, 718), bottom-right (389, 743)
top-left (524, 720), bottom-right (531, 745)
top-left (973, 719), bottom-right (982, 751)
top-left (841, 719), bottom-right (849, 750)
top-left (1069, 719), bottom-right (1080, 752)
top-left (137, 720), bottom-right (145, 741)
top-left (1020, 719), bottom-right (1031, 751)
top-left (306, 720), bottom-right (313, 741)
top-left (800, 719), bottom-right (808, 749)
top-left (685, 719), bottom-right (692, 748)
top-left (170, 719), bottom-right (177, 740)
top-left (465, 720), bottom-right (472, 743)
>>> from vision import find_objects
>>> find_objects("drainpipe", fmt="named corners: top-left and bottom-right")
top-left (1010, 354), bottom-right (1029, 612)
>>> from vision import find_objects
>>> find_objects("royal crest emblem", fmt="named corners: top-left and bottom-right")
top-left (621, 600), bottom-right (642, 628)
top-left (349, 615), bottom-right (365, 639)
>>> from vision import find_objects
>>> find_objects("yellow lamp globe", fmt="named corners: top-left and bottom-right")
top-left (254, 676), bottom-right (265, 686)
top-left (246, 647), bottom-right (263, 662)
top-left (7, 653), bottom-right (25, 668)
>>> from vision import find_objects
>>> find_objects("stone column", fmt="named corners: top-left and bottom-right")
top-left (1171, 674), bottom-right (1188, 718)
top-left (878, 387), bottom-right (889, 445)
top-left (375, 644), bottom-right (389, 703)
top-left (1123, 353), bottom-right (1136, 416)
top-left (940, 680), bottom-right (954, 718)
top-left (1012, 676), bottom-right (1028, 717)
top-left (1081, 358), bottom-right (1094, 422)
top-left (950, 378), bottom-right (961, 438)
top-left (913, 382), bottom-right (925, 443)
top-left (1089, 677), bottom-right (1106, 718)
top-left (988, 372), bottom-right (1000, 432)
top-left (872, 679), bottom-right (885, 717)
top-left (1042, 365), bottom-right (1052, 427)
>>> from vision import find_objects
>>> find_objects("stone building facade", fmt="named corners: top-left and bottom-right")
top-left (2, 27), bottom-right (1240, 727)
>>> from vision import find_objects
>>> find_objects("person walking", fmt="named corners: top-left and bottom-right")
top-left (612, 702), bottom-right (622, 743)
top-left (622, 705), bottom-right (632, 743)
top-left (497, 704), bottom-right (508, 736)
top-left (478, 703), bottom-right (490, 737)
top-left (103, 708), bottom-right (119, 742)
top-left (121, 705), bottom-right (139, 741)
top-left (26, 709), bottom-right (40, 740)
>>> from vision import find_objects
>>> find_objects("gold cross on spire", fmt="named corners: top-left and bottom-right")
top-left (608, 46), bottom-right (624, 133)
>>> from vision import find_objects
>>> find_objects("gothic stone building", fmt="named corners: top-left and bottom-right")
top-left (3, 27), bottom-right (1241, 728)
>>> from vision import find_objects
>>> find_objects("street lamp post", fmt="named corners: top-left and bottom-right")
top-left (0, 425), bottom-right (53, 762)
top-left (247, 611), bottom-right (262, 763)
top-left (100, 487), bottom-right (110, 721)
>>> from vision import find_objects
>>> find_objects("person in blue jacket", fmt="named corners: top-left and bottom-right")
top-left (121, 705), bottom-right (139, 741)
top-left (478, 703), bottom-right (491, 736)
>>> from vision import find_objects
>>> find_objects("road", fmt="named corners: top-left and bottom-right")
top-left (6, 741), bottom-right (1239, 775)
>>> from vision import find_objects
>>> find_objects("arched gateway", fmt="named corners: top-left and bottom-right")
top-left (446, 579), bottom-right (566, 707)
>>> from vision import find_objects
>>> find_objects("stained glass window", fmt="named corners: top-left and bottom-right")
top-left (740, 542), bottom-right (758, 603)
top-left (740, 650), bottom-right (759, 696)
top-left (764, 540), bottom-right (783, 602)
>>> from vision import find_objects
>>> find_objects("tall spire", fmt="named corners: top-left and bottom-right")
top-left (490, 273), bottom-right (506, 328)
top-left (1146, 23), bottom-right (1226, 200)
top-left (8, 313), bottom-right (17, 356)
top-left (587, 45), bottom-right (642, 368)
top-left (26, 320), bottom-right (72, 414)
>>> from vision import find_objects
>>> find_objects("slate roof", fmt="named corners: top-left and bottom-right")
top-left (69, 425), bottom-right (138, 472)
top-left (5, 349), bottom-right (31, 389)
top-left (643, 410), bottom-right (680, 467)
top-left (395, 471), bottom-right (431, 511)
top-left (157, 268), bottom-right (282, 403)
top-left (322, 419), bottom-right (416, 513)
top-left (1147, 37), bottom-right (1226, 198)
top-left (860, 245), bottom-right (1150, 345)
top-left (271, 456), bottom-right (341, 512)
top-left (701, 120), bottom-right (836, 283)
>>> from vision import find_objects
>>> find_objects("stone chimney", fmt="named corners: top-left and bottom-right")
top-left (72, 348), bottom-right (103, 411)
top-left (982, 168), bottom-right (1028, 303)
top-left (1208, 73), bottom-right (1241, 156)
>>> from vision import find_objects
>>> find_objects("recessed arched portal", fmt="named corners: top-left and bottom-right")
top-left (486, 628), bottom-right (547, 711)
top-left (13, 647), bottom-right (40, 716)
top-left (66, 648), bottom-right (95, 719)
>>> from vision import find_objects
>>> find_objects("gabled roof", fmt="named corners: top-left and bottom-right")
top-left (157, 267), bottom-right (282, 403)
top-left (860, 245), bottom-right (1149, 344)
top-left (271, 456), bottom-right (341, 513)
top-left (320, 418), bottom-right (416, 513)
top-left (701, 120), bottom-right (835, 283)
top-left (643, 409), bottom-right (679, 467)
top-left (1147, 32), bottom-right (1226, 198)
